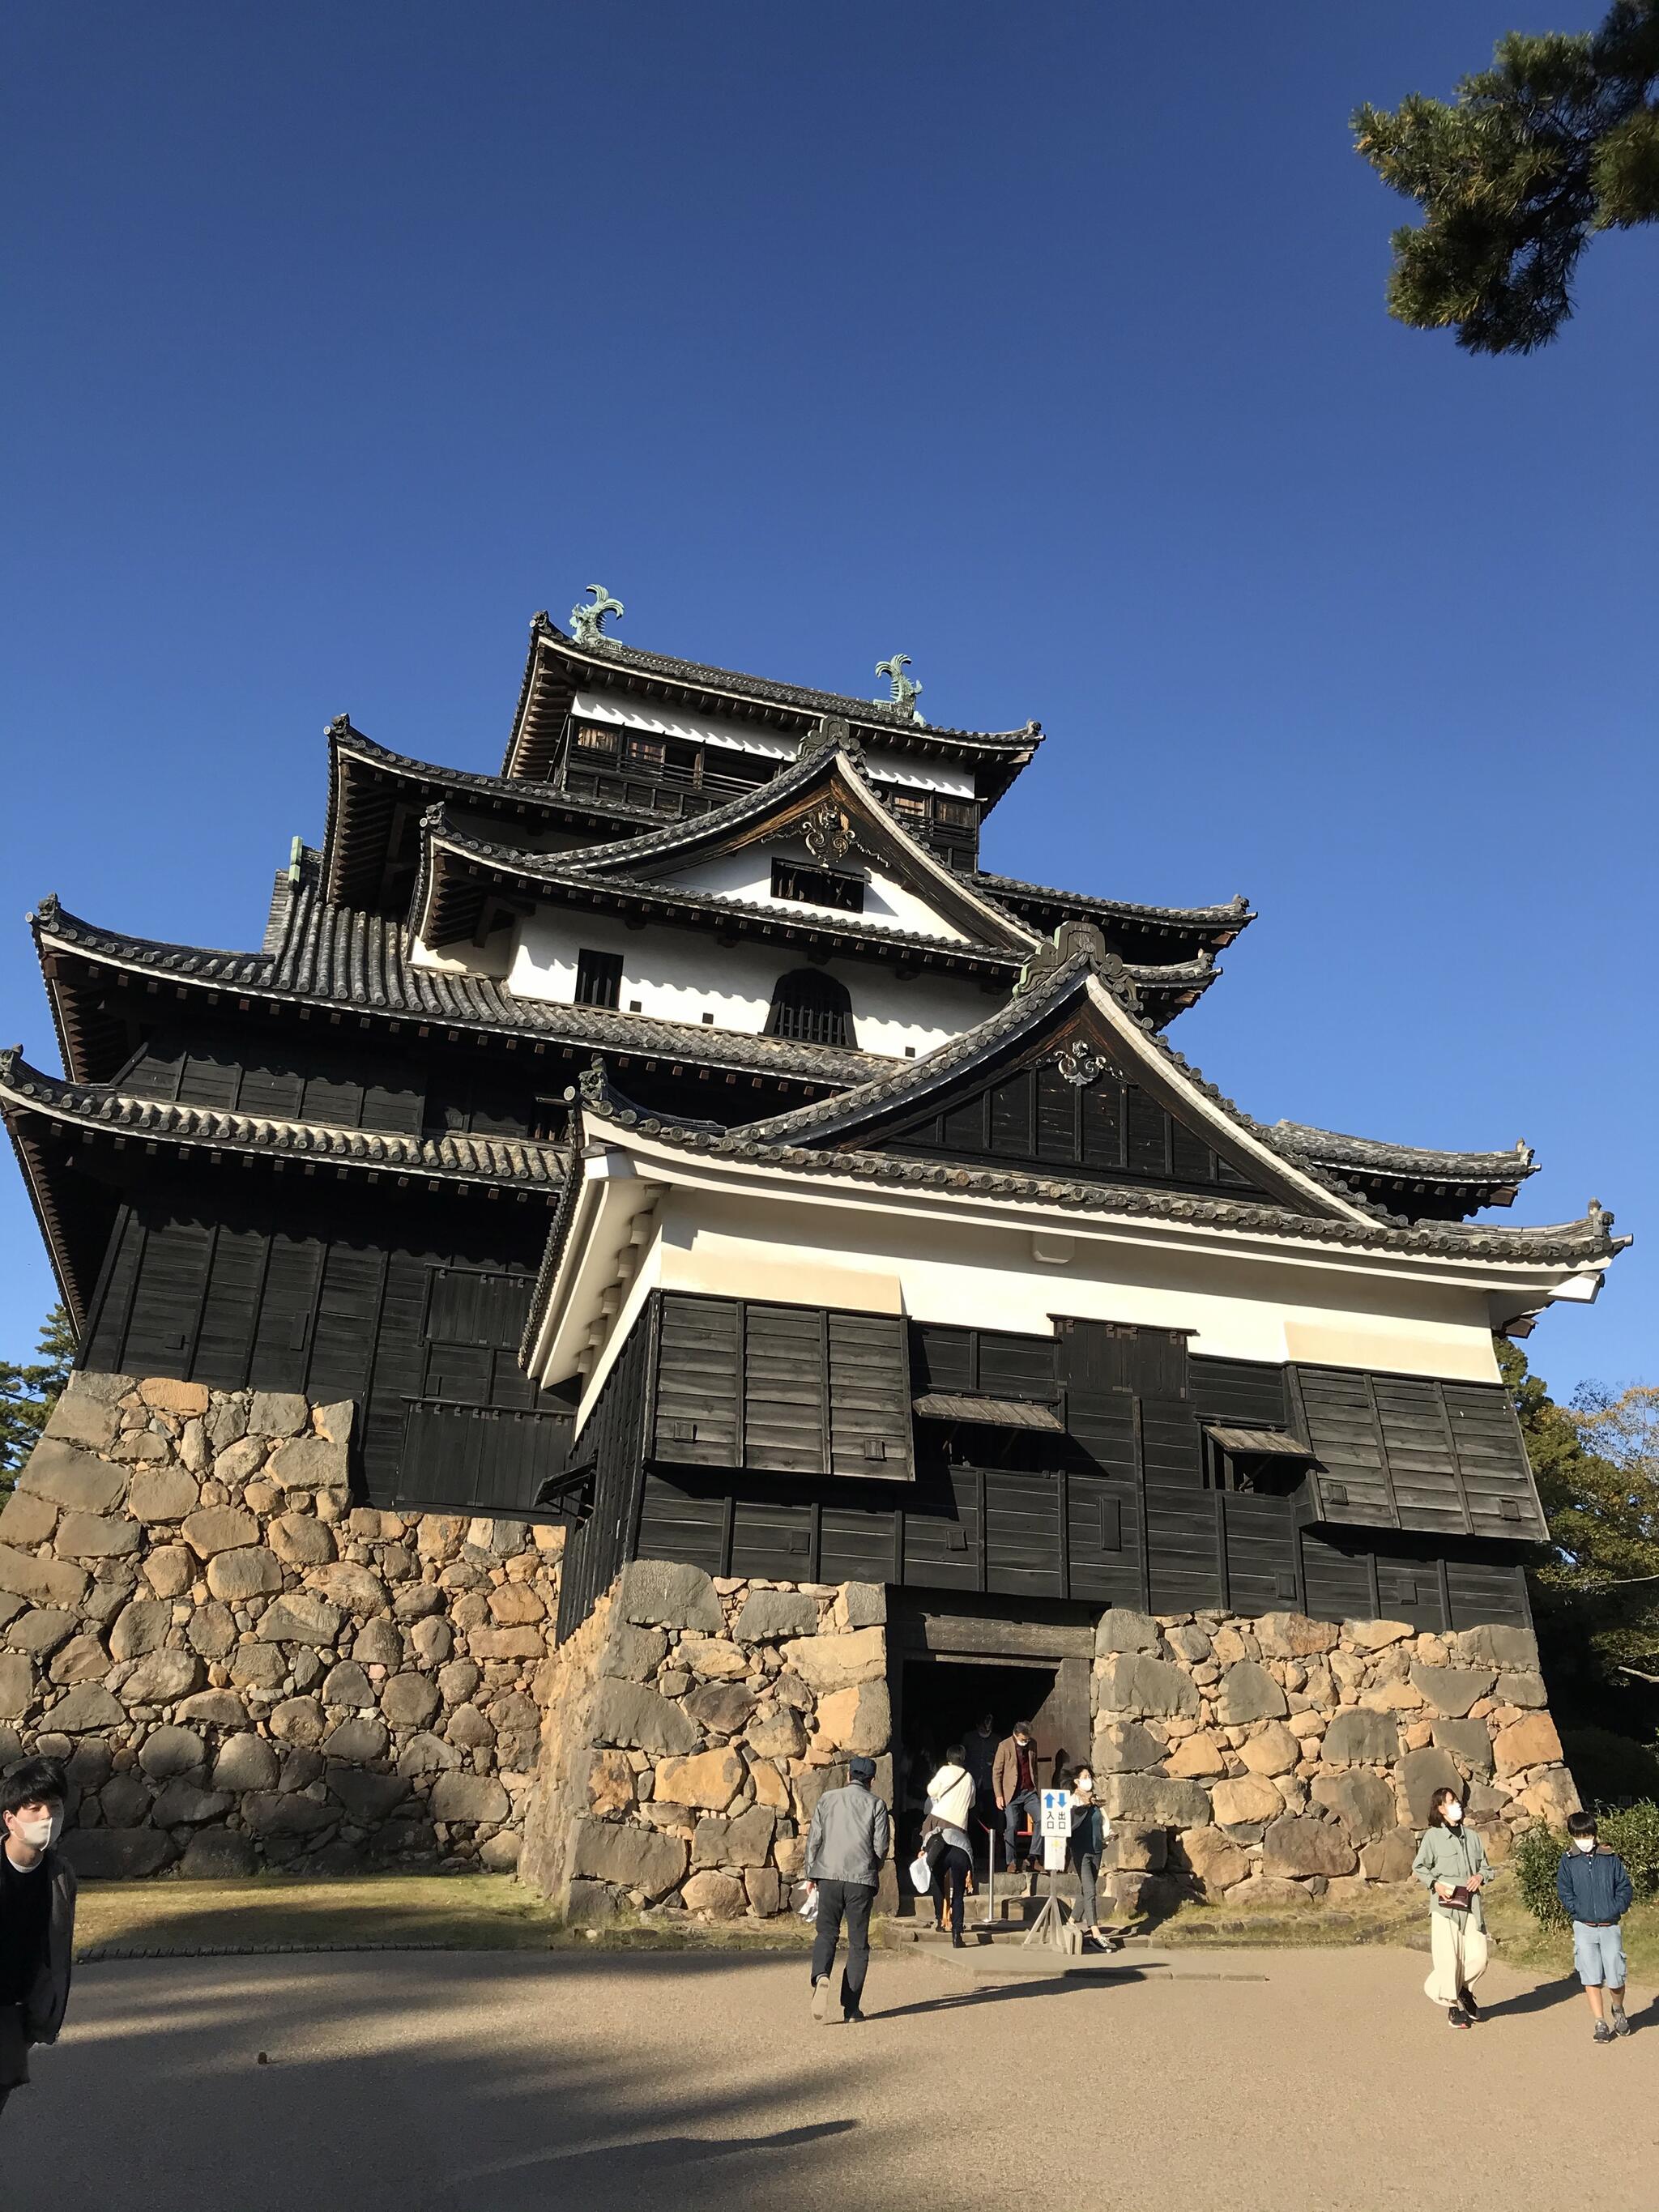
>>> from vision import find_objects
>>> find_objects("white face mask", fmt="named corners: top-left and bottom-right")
top-left (1576, 1837), bottom-right (1597, 1854)
top-left (15, 1813), bottom-right (55, 1849)
top-left (1443, 1802), bottom-right (1463, 1825)
top-left (1073, 1776), bottom-right (1094, 1795)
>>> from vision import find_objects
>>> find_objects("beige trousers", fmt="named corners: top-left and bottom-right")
top-left (1423, 1909), bottom-right (1489, 2005)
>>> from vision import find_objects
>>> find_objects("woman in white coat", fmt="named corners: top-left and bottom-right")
top-left (923, 1745), bottom-right (977, 1947)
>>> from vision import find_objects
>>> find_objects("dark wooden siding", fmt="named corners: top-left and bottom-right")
top-left (650, 1292), bottom-right (912, 1481)
top-left (1293, 1363), bottom-right (1546, 1542)
top-left (557, 1315), bottom-right (655, 1640)
top-left (876, 1049), bottom-right (1270, 1198)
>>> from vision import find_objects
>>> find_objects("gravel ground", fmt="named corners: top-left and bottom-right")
top-left (12, 1946), bottom-right (1657, 2211)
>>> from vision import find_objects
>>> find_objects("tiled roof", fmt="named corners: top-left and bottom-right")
top-left (572, 1057), bottom-right (1627, 1268)
top-left (0, 1050), bottom-right (568, 1191)
top-left (971, 870), bottom-right (1254, 948)
top-left (32, 893), bottom-right (886, 1089)
top-left (1273, 1123), bottom-right (1539, 1189)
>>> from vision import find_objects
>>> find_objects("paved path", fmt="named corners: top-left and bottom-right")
top-left (14, 1946), bottom-right (1657, 2210)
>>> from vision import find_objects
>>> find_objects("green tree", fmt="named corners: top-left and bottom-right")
top-left (1500, 1336), bottom-right (1659, 1677)
top-left (1354, 1), bottom-right (1659, 352)
top-left (0, 1303), bottom-right (76, 1497)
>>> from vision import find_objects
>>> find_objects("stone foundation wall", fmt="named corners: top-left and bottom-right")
top-left (0, 1372), bottom-right (562, 1876)
top-left (519, 1559), bottom-right (890, 1924)
top-left (1091, 1607), bottom-right (1577, 1910)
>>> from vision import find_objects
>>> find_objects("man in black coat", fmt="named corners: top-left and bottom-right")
top-left (0, 1758), bottom-right (79, 2125)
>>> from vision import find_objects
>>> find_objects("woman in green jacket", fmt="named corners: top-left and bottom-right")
top-left (1412, 1784), bottom-right (1492, 2029)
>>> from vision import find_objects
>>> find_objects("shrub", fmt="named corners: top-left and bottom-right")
top-left (1513, 1821), bottom-right (1569, 1930)
top-left (1560, 1727), bottom-right (1659, 1806)
top-left (1514, 1799), bottom-right (1659, 1929)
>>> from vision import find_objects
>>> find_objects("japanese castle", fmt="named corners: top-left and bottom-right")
top-left (4, 593), bottom-right (1626, 1659)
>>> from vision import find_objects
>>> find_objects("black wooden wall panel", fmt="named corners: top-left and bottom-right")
top-left (1222, 1490), bottom-right (1299, 1610)
top-left (557, 1316), bottom-right (653, 1640)
top-left (744, 1305), bottom-right (828, 1474)
top-left (827, 1311), bottom-right (911, 1477)
top-left (1447, 1559), bottom-right (1531, 1631)
top-left (1190, 1355), bottom-right (1288, 1430)
top-left (635, 1473), bottom-right (727, 1575)
top-left (396, 1403), bottom-right (571, 1515)
top-left (1145, 1485), bottom-right (1222, 1612)
top-left (1299, 1531), bottom-right (1379, 1622)
top-left (983, 1470), bottom-right (1063, 1598)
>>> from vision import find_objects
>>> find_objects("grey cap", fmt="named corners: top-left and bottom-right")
top-left (847, 1756), bottom-right (876, 1784)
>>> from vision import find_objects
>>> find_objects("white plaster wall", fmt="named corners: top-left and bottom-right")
top-left (411, 924), bottom-right (515, 980)
top-left (662, 841), bottom-right (967, 943)
top-left (642, 1187), bottom-right (1506, 1384)
top-left (501, 906), bottom-right (1003, 1058)
top-left (570, 691), bottom-right (975, 797)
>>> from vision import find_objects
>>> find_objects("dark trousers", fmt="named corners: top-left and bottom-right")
top-left (810, 1880), bottom-right (876, 2011)
top-left (1004, 1789), bottom-right (1041, 1864)
top-left (1075, 1852), bottom-right (1101, 1929)
top-left (935, 1844), bottom-right (971, 1935)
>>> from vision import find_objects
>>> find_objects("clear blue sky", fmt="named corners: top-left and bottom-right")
top-left (4, 3), bottom-right (1653, 1399)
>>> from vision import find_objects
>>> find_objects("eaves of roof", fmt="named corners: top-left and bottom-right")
top-left (1273, 1121), bottom-right (1540, 1189)
top-left (0, 1049), bottom-right (569, 1191)
top-left (972, 869), bottom-right (1255, 952)
top-left (30, 894), bottom-right (887, 1090)
top-left (504, 616), bottom-right (1043, 804)
top-left (572, 1063), bottom-right (1627, 1269)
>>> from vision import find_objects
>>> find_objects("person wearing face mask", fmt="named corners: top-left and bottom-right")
top-left (0, 1758), bottom-right (78, 2125)
top-left (992, 1721), bottom-right (1043, 1878)
top-left (1066, 1765), bottom-right (1115, 1954)
top-left (1556, 1809), bottom-right (1634, 2043)
top-left (1412, 1783), bottom-right (1492, 2028)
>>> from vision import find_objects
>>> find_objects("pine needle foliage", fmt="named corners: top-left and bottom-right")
top-left (0, 1302), bottom-right (75, 1496)
top-left (1354, 0), bottom-right (1659, 352)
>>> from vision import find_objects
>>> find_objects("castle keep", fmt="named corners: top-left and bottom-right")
top-left (0, 599), bottom-right (1624, 1913)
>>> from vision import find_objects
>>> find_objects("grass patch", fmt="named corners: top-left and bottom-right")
top-left (72, 1873), bottom-right (821, 1960)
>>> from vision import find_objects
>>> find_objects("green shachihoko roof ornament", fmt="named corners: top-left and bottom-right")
top-left (569, 585), bottom-right (625, 647)
top-left (875, 652), bottom-right (924, 723)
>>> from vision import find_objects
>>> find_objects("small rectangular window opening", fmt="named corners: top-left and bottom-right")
top-left (771, 859), bottom-right (865, 913)
top-left (574, 948), bottom-right (623, 1010)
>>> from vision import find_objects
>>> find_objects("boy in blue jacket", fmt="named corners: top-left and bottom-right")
top-left (1556, 1809), bottom-right (1634, 2043)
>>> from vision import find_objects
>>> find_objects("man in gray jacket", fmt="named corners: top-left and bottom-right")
top-left (806, 1755), bottom-right (890, 2023)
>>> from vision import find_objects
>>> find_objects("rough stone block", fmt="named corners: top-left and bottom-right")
top-left (1519, 1766), bottom-right (1581, 1822)
top-left (248, 1392), bottom-right (310, 1437)
top-left (353, 1617), bottom-right (403, 1667)
top-left (1239, 1722), bottom-right (1301, 1777)
top-left (834, 1583), bottom-right (886, 1630)
top-left (1215, 1661), bottom-right (1288, 1726)
top-left (1457, 1623), bottom-right (1538, 1673)
top-left (128, 1468), bottom-right (202, 1525)
top-left (379, 1673), bottom-right (441, 1729)
top-left (186, 1604), bottom-right (236, 1660)
top-left (271, 1697), bottom-right (327, 1746)
top-left (139, 1725), bottom-right (206, 1777)
top-left (5, 1608), bottom-right (76, 1657)
top-left (139, 1378), bottom-right (210, 1417)
top-left (1167, 1733), bottom-right (1228, 1778)
top-left (241, 1792), bottom-right (335, 1838)
top-left (1261, 1814), bottom-right (1357, 1877)
top-left (144, 1546), bottom-right (195, 1599)
top-left (206, 1548), bottom-right (283, 1603)
top-left (1321, 1709), bottom-right (1401, 1766)
top-left (1094, 1608), bottom-right (1160, 1655)
top-left (176, 1690), bottom-right (247, 1728)
top-left (0, 1545), bottom-right (87, 1612)
top-left (468, 1626), bottom-right (544, 1661)
top-left (1097, 1653), bottom-right (1200, 1721)
top-left (307, 1562), bottom-right (389, 1617)
top-left (43, 1394), bottom-right (120, 1451)
top-left (682, 1869), bottom-right (747, 1919)
top-left (391, 1582), bottom-right (444, 1622)
top-left (321, 1715), bottom-right (389, 1764)
top-left (257, 1593), bottom-right (343, 1645)
top-left (47, 1682), bottom-right (125, 1732)
top-left (266, 1434), bottom-right (349, 1492)
top-left (329, 1767), bottom-right (412, 1823)
top-left (1431, 1718), bottom-right (1495, 1779)
top-left (151, 1780), bottom-right (233, 1826)
top-left (677, 1636), bottom-right (750, 1681)
top-left (212, 1734), bottom-right (278, 1792)
top-left (618, 1558), bottom-right (723, 1632)
top-left (1398, 1745), bottom-right (1465, 1825)
top-left (744, 1707), bottom-right (807, 1761)
top-left (685, 1681), bottom-right (757, 1737)
top-left (1091, 1720), bottom-right (1166, 1774)
top-left (569, 1816), bottom-right (688, 1897)
top-left (1493, 1711), bottom-right (1563, 1778)
top-left (0, 1491), bottom-right (59, 1547)
top-left (322, 1660), bottom-right (376, 1709)
top-left (1210, 1774), bottom-right (1283, 1826)
top-left (1111, 1822), bottom-right (1167, 1873)
top-left (599, 1622), bottom-right (668, 1682)
top-left (120, 1649), bottom-right (203, 1706)
top-left (445, 1703), bottom-right (493, 1750)
top-left (1360, 1827), bottom-right (1418, 1882)
top-left (180, 1829), bottom-right (258, 1879)
top-left (22, 1440), bottom-right (130, 1515)
top-left (778, 1626), bottom-right (886, 1694)
top-left (63, 1827), bottom-right (177, 1878)
top-left (732, 1590), bottom-right (819, 1643)
top-left (589, 1677), bottom-right (702, 1755)
top-left (655, 1746), bottom-right (744, 1812)
top-left (181, 1506), bottom-right (258, 1558)
top-left (0, 1651), bottom-right (35, 1720)
top-left (486, 1583), bottom-right (544, 1626)
top-left (269, 1513), bottom-right (335, 1567)
top-left (109, 1598), bottom-right (172, 1662)
top-left (1311, 1771), bottom-right (1397, 1843)
top-left (744, 1866), bottom-right (783, 1916)
top-left (1178, 1825), bottom-right (1249, 1896)
top-left (396, 1730), bottom-right (461, 1775)
top-left (814, 1680), bottom-right (889, 1757)
top-left (1409, 1666), bottom-right (1495, 1719)
top-left (480, 1832), bottom-right (522, 1872)
top-left (228, 1642), bottom-right (285, 1690)
top-left (1495, 1672), bottom-right (1547, 1710)
top-left (49, 1634), bottom-right (109, 1685)
top-left (693, 1803), bottom-right (775, 1869)
top-left (57, 1511), bottom-right (141, 1561)
top-left (1100, 1771), bottom-right (1211, 1826)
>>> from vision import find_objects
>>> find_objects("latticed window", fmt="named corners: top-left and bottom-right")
top-left (765, 968), bottom-right (855, 1048)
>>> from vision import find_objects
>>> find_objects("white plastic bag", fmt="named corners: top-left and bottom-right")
top-left (908, 1852), bottom-right (933, 1894)
top-left (796, 1883), bottom-right (819, 1921)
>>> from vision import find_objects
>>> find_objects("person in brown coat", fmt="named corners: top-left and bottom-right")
top-left (992, 1721), bottom-right (1043, 1873)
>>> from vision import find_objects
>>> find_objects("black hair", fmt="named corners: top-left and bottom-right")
top-left (1, 1758), bottom-right (66, 1822)
top-left (1426, 1784), bottom-right (1464, 1829)
top-left (1013, 1720), bottom-right (1033, 1737)
top-left (944, 1743), bottom-right (966, 1764)
top-left (1567, 1809), bottom-right (1598, 1839)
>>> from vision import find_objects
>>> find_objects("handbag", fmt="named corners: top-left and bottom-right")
top-left (1441, 1886), bottom-right (1473, 1913)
